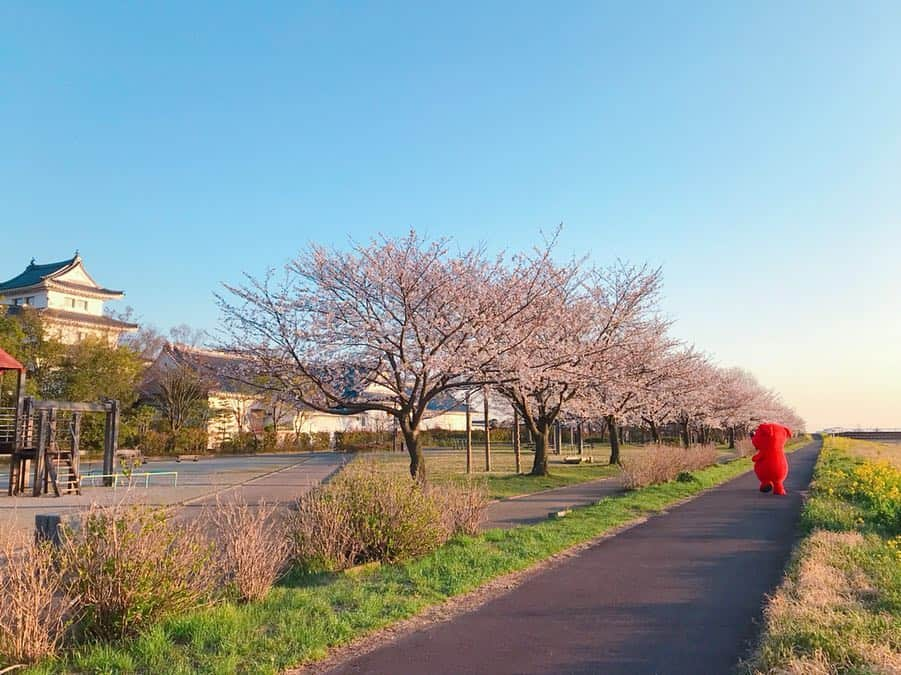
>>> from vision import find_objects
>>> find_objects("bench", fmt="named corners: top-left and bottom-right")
top-left (563, 455), bottom-right (594, 464)
top-left (176, 454), bottom-right (200, 463)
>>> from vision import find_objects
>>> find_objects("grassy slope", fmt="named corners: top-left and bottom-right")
top-left (29, 447), bottom-right (801, 674)
top-left (742, 437), bottom-right (900, 674)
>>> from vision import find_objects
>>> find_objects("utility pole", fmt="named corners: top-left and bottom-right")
top-left (465, 391), bottom-right (472, 474)
top-left (483, 385), bottom-right (491, 472)
top-left (513, 407), bottom-right (522, 474)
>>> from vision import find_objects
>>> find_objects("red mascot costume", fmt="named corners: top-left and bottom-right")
top-left (751, 423), bottom-right (792, 495)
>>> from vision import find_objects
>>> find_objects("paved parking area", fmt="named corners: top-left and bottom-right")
top-left (0, 451), bottom-right (346, 535)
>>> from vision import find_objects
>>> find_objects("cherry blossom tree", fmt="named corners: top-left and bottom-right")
top-left (579, 322), bottom-right (676, 463)
top-left (218, 231), bottom-right (533, 482)
top-left (484, 256), bottom-right (664, 476)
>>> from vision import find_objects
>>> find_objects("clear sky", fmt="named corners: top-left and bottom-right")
top-left (2, 2), bottom-right (899, 431)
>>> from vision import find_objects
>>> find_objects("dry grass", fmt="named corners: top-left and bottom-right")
top-left (209, 499), bottom-right (291, 602)
top-left (826, 436), bottom-right (901, 468)
top-left (745, 530), bottom-right (900, 674)
top-left (0, 525), bottom-right (74, 667)
top-left (735, 438), bottom-right (755, 457)
top-left (428, 481), bottom-right (488, 536)
top-left (57, 503), bottom-right (218, 640)
top-left (619, 443), bottom-right (720, 489)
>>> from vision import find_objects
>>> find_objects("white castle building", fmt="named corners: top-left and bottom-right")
top-left (0, 253), bottom-right (137, 345)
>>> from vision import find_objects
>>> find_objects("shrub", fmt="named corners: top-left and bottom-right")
top-left (137, 429), bottom-right (170, 456)
top-left (0, 527), bottom-right (73, 666)
top-left (734, 438), bottom-right (754, 457)
top-left (429, 482), bottom-right (488, 536)
top-left (210, 499), bottom-right (291, 602)
top-left (296, 431), bottom-right (331, 451)
top-left (335, 463), bottom-right (447, 563)
top-left (289, 490), bottom-right (362, 572)
top-left (418, 428), bottom-right (513, 447)
top-left (174, 427), bottom-right (208, 454)
top-left (290, 462), bottom-right (487, 571)
top-left (57, 504), bottom-right (218, 640)
top-left (620, 443), bottom-right (720, 489)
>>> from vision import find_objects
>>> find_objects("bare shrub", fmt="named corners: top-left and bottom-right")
top-left (289, 462), bottom-right (483, 571)
top-left (735, 438), bottom-right (755, 457)
top-left (289, 489), bottom-right (362, 572)
top-left (429, 482), bottom-right (488, 536)
top-left (621, 443), bottom-right (720, 489)
top-left (57, 504), bottom-right (217, 640)
top-left (210, 499), bottom-right (291, 602)
top-left (0, 526), bottom-right (73, 666)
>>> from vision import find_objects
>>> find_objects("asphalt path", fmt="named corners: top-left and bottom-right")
top-left (482, 477), bottom-right (624, 530)
top-left (330, 439), bottom-right (821, 675)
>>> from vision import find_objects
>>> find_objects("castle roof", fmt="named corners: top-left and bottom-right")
top-left (5, 306), bottom-right (138, 331)
top-left (0, 254), bottom-right (123, 297)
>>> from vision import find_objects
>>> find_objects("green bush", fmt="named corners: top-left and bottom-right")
top-left (418, 428), bottom-right (513, 447)
top-left (290, 462), bottom-right (486, 571)
top-left (334, 430), bottom-right (392, 452)
top-left (297, 431), bottom-right (331, 451)
top-left (136, 429), bottom-right (170, 456)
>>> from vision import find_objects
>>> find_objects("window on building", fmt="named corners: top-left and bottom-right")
top-left (68, 298), bottom-right (76, 309)
top-left (80, 300), bottom-right (88, 311)
top-left (25, 296), bottom-right (34, 305)
top-left (13, 298), bottom-right (21, 306)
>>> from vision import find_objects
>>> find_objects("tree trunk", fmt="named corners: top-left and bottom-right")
top-left (530, 425), bottom-right (551, 476)
top-left (680, 421), bottom-right (690, 448)
top-left (401, 424), bottom-right (425, 483)
top-left (648, 419), bottom-right (661, 444)
top-left (606, 415), bottom-right (621, 465)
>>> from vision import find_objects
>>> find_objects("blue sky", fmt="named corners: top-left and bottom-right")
top-left (2, 2), bottom-right (899, 430)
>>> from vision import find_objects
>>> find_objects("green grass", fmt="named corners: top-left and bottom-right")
top-left (742, 437), bottom-right (900, 674)
top-left (25, 452), bottom-right (770, 674)
top-left (362, 443), bottom-right (647, 499)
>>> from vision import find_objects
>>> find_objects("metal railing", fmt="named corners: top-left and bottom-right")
top-left (79, 471), bottom-right (179, 489)
top-left (0, 406), bottom-right (16, 445)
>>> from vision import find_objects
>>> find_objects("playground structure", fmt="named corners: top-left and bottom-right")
top-left (0, 347), bottom-right (121, 497)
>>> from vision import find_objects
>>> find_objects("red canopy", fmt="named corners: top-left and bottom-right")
top-left (0, 347), bottom-right (24, 371)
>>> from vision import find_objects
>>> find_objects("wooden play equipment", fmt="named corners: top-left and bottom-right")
top-left (0, 346), bottom-right (121, 497)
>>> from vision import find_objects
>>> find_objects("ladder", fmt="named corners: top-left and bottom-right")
top-left (45, 410), bottom-right (81, 496)
top-left (47, 447), bottom-right (81, 496)
top-left (36, 409), bottom-right (81, 497)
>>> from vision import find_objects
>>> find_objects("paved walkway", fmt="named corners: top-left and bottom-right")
top-left (483, 476), bottom-right (624, 530)
top-left (329, 439), bottom-right (821, 675)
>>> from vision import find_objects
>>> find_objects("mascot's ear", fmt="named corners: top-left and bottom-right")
top-left (782, 425), bottom-right (792, 437)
